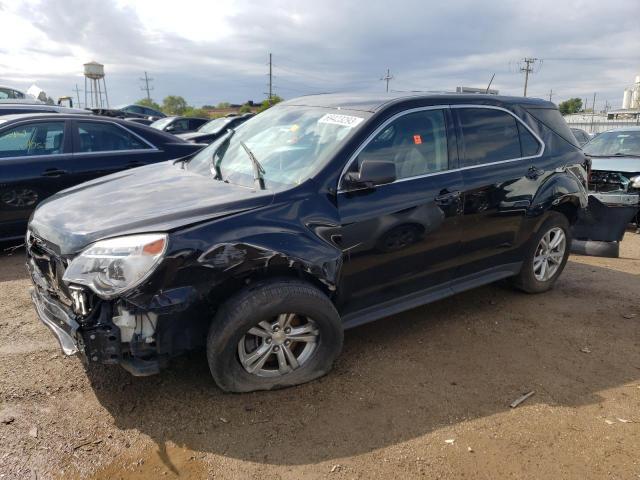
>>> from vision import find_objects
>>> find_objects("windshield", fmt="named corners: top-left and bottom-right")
top-left (584, 130), bottom-right (640, 157)
top-left (198, 117), bottom-right (229, 134)
top-left (150, 117), bottom-right (173, 130)
top-left (186, 105), bottom-right (369, 189)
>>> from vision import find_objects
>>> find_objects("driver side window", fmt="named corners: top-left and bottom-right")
top-left (354, 109), bottom-right (449, 180)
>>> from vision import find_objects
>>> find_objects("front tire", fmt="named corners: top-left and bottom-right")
top-left (512, 212), bottom-right (571, 293)
top-left (206, 279), bottom-right (343, 393)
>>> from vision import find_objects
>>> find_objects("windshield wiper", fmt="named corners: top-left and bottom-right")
top-left (210, 129), bottom-right (235, 180)
top-left (239, 140), bottom-right (266, 190)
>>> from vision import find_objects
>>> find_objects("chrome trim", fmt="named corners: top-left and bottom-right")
top-left (337, 104), bottom-right (546, 193)
top-left (71, 149), bottom-right (155, 157)
top-left (0, 152), bottom-right (69, 161)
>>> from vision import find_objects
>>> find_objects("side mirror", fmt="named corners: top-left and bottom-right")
top-left (344, 159), bottom-right (396, 189)
top-left (165, 125), bottom-right (175, 132)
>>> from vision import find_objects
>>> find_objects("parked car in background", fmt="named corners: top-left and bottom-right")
top-left (0, 102), bottom-right (88, 116)
top-left (177, 113), bottom-right (253, 144)
top-left (0, 113), bottom-right (202, 241)
top-left (125, 117), bottom-right (154, 126)
top-left (0, 86), bottom-right (27, 100)
top-left (571, 127), bottom-right (640, 256)
top-left (115, 104), bottom-right (165, 121)
top-left (26, 93), bottom-right (589, 392)
top-left (151, 116), bottom-right (209, 134)
top-left (570, 127), bottom-right (591, 146)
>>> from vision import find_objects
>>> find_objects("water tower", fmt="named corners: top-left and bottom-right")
top-left (83, 61), bottom-right (109, 109)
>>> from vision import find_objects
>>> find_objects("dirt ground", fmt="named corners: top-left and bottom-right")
top-left (0, 234), bottom-right (639, 480)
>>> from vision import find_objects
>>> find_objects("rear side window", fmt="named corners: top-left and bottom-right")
top-left (77, 121), bottom-right (148, 153)
top-left (525, 107), bottom-right (579, 147)
top-left (457, 108), bottom-right (521, 167)
top-left (0, 122), bottom-right (65, 158)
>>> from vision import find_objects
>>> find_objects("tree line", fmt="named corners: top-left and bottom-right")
top-left (136, 95), bottom-right (283, 118)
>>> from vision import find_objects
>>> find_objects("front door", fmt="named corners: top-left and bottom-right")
top-left (336, 107), bottom-right (464, 316)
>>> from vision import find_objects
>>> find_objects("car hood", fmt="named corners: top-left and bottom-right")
top-left (590, 156), bottom-right (640, 173)
top-left (29, 161), bottom-right (274, 254)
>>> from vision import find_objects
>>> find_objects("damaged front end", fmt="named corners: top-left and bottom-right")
top-left (26, 231), bottom-right (195, 376)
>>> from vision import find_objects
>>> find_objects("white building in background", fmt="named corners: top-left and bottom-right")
top-left (621, 74), bottom-right (640, 109)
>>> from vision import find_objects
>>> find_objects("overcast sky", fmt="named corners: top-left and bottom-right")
top-left (0, 0), bottom-right (638, 109)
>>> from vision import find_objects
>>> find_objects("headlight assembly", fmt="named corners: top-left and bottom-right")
top-left (630, 175), bottom-right (640, 189)
top-left (63, 234), bottom-right (167, 299)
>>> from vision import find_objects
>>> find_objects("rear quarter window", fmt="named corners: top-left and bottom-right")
top-left (525, 107), bottom-right (579, 147)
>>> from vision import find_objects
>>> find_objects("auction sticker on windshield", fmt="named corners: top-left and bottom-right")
top-left (318, 113), bottom-right (364, 128)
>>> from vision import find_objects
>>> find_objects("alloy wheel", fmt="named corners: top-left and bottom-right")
top-left (533, 227), bottom-right (566, 282)
top-left (238, 313), bottom-right (319, 377)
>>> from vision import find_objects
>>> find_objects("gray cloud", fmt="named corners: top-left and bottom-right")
top-left (8, 0), bottom-right (640, 108)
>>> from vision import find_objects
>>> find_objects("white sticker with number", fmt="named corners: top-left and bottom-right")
top-left (318, 113), bottom-right (364, 128)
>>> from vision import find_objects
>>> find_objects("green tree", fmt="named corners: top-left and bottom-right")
top-left (238, 103), bottom-right (252, 114)
top-left (136, 98), bottom-right (161, 111)
top-left (162, 95), bottom-right (188, 115)
top-left (258, 95), bottom-right (283, 113)
top-left (216, 102), bottom-right (231, 109)
top-left (182, 106), bottom-right (211, 118)
top-left (558, 98), bottom-right (583, 116)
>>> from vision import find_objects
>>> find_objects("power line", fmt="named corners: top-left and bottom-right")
top-left (139, 71), bottom-right (154, 100)
top-left (380, 68), bottom-right (394, 93)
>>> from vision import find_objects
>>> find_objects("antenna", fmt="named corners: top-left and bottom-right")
top-left (485, 73), bottom-right (496, 94)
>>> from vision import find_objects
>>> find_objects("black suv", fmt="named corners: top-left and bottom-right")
top-left (26, 93), bottom-right (588, 392)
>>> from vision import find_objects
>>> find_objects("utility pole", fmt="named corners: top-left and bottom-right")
top-left (139, 71), bottom-right (154, 101)
top-left (380, 68), bottom-right (394, 93)
top-left (268, 53), bottom-right (273, 104)
top-left (519, 57), bottom-right (539, 97)
top-left (548, 89), bottom-right (553, 102)
top-left (590, 92), bottom-right (597, 133)
top-left (74, 84), bottom-right (82, 108)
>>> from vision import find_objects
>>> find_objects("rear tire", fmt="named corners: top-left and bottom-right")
top-left (206, 278), bottom-right (343, 393)
top-left (511, 212), bottom-right (571, 293)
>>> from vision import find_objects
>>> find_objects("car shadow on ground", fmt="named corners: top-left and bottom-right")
top-left (79, 260), bottom-right (640, 467)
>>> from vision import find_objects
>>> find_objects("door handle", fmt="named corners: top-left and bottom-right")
top-left (42, 168), bottom-right (68, 177)
top-left (526, 166), bottom-right (545, 180)
top-left (435, 190), bottom-right (461, 205)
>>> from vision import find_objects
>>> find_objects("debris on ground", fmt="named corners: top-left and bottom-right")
top-left (617, 418), bottom-right (633, 423)
top-left (219, 417), bottom-right (229, 423)
top-left (330, 464), bottom-right (342, 473)
top-left (445, 439), bottom-right (456, 445)
top-left (580, 347), bottom-right (592, 354)
top-left (510, 391), bottom-right (535, 408)
top-left (622, 313), bottom-right (636, 319)
top-left (29, 426), bottom-right (38, 438)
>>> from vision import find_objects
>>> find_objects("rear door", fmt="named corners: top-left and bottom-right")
top-left (452, 106), bottom-right (544, 276)
top-left (0, 119), bottom-right (72, 238)
top-left (69, 119), bottom-right (165, 184)
top-left (336, 107), bottom-right (464, 315)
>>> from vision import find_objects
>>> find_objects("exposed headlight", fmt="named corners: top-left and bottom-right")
top-left (630, 175), bottom-right (640, 189)
top-left (62, 234), bottom-right (167, 299)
